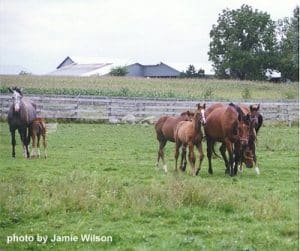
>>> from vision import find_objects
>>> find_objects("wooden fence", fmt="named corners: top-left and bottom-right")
top-left (0, 94), bottom-right (298, 125)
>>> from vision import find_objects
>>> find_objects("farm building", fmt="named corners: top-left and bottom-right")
top-left (126, 62), bottom-right (180, 78)
top-left (48, 56), bottom-right (181, 77)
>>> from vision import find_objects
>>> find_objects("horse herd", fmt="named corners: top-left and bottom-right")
top-left (7, 87), bottom-right (263, 177)
top-left (155, 102), bottom-right (263, 177)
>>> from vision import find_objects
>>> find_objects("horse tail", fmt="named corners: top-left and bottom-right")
top-left (212, 141), bottom-right (220, 158)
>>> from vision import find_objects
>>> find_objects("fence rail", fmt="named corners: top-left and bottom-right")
top-left (0, 94), bottom-right (298, 125)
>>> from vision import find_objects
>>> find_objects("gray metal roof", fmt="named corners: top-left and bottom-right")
top-left (127, 62), bottom-right (180, 77)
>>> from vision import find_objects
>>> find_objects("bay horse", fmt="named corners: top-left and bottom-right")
top-left (174, 104), bottom-right (206, 176)
top-left (155, 110), bottom-right (194, 172)
top-left (30, 118), bottom-right (47, 158)
top-left (204, 103), bottom-right (251, 176)
top-left (7, 87), bottom-right (37, 158)
top-left (239, 104), bottom-right (263, 174)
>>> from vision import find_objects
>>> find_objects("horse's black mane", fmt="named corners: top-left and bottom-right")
top-left (228, 103), bottom-right (244, 118)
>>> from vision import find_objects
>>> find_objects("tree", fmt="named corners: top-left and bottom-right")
top-left (181, 65), bottom-right (205, 78)
top-left (276, 6), bottom-right (299, 81)
top-left (208, 5), bottom-right (277, 80)
top-left (110, 66), bottom-right (128, 76)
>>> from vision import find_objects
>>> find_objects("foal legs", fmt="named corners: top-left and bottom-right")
top-left (187, 142), bottom-right (196, 176)
top-left (156, 139), bottom-right (167, 172)
top-left (180, 145), bottom-right (187, 171)
top-left (174, 141), bottom-right (182, 172)
top-left (42, 132), bottom-right (47, 158)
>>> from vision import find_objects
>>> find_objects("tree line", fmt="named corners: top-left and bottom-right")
top-left (208, 4), bottom-right (299, 81)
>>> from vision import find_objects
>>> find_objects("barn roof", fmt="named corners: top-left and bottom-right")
top-left (48, 63), bottom-right (113, 76)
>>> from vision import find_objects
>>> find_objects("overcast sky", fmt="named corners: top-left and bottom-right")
top-left (0, 0), bottom-right (298, 74)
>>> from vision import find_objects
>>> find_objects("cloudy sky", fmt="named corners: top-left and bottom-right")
top-left (0, 0), bottom-right (298, 74)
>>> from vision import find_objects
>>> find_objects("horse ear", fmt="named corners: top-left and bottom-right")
top-left (196, 103), bottom-right (200, 109)
top-left (203, 103), bottom-right (206, 109)
top-left (257, 104), bottom-right (260, 111)
top-left (8, 87), bottom-right (13, 93)
top-left (250, 105), bottom-right (254, 112)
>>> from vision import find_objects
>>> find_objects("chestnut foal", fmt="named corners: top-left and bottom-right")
top-left (30, 118), bottom-right (47, 158)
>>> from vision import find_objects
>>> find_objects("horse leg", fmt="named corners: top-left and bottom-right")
top-left (220, 143), bottom-right (229, 174)
top-left (18, 127), bottom-right (28, 158)
top-left (10, 127), bottom-right (16, 158)
top-left (30, 132), bottom-right (36, 158)
top-left (225, 140), bottom-right (234, 176)
top-left (233, 143), bottom-right (241, 175)
top-left (156, 139), bottom-right (167, 170)
top-left (195, 142), bottom-right (204, 176)
top-left (42, 132), bottom-right (47, 159)
top-left (206, 138), bottom-right (213, 175)
top-left (37, 134), bottom-right (41, 158)
top-left (252, 142), bottom-right (260, 175)
top-left (188, 142), bottom-right (196, 176)
top-left (180, 145), bottom-right (187, 171)
top-left (174, 141), bottom-right (181, 172)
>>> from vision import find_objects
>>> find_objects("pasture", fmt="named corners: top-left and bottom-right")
top-left (0, 122), bottom-right (298, 250)
top-left (0, 75), bottom-right (298, 101)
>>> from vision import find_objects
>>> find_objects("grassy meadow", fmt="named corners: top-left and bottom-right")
top-left (0, 122), bottom-right (298, 250)
top-left (0, 75), bottom-right (298, 101)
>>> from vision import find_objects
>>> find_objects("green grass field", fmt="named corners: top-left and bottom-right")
top-left (0, 122), bottom-right (298, 250)
top-left (0, 75), bottom-right (298, 101)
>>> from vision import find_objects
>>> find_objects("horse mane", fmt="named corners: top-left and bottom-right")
top-left (228, 103), bottom-right (245, 118)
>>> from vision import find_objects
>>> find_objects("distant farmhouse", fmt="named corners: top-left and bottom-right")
top-left (48, 56), bottom-right (181, 78)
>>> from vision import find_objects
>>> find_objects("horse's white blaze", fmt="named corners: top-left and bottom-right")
top-left (255, 166), bottom-right (260, 175)
top-left (201, 109), bottom-right (206, 124)
top-left (12, 91), bottom-right (22, 112)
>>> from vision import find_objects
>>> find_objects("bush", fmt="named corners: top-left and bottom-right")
top-left (110, 66), bottom-right (128, 76)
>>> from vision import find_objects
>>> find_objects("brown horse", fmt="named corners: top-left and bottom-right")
top-left (174, 104), bottom-right (206, 176)
top-left (239, 104), bottom-right (263, 174)
top-left (155, 111), bottom-right (194, 172)
top-left (30, 118), bottom-right (47, 158)
top-left (204, 103), bottom-right (251, 176)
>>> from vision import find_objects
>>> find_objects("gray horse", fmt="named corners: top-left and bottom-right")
top-left (7, 87), bottom-right (37, 158)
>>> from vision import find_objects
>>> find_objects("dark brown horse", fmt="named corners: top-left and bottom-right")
top-left (174, 104), bottom-right (206, 176)
top-left (30, 118), bottom-right (47, 158)
top-left (204, 103), bottom-right (251, 176)
top-left (155, 110), bottom-right (194, 172)
top-left (239, 104), bottom-right (263, 174)
top-left (7, 87), bottom-right (37, 158)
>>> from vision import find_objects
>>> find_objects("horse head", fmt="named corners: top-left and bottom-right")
top-left (237, 111), bottom-right (251, 147)
top-left (180, 111), bottom-right (194, 121)
top-left (9, 87), bottom-right (23, 113)
top-left (195, 103), bottom-right (206, 126)
top-left (242, 145), bottom-right (254, 168)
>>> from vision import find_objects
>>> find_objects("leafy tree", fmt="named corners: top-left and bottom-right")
top-left (208, 4), bottom-right (277, 80)
top-left (276, 6), bottom-right (299, 81)
top-left (110, 66), bottom-right (128, 76)
top-left (181, 65), bottom-right (205, 78)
